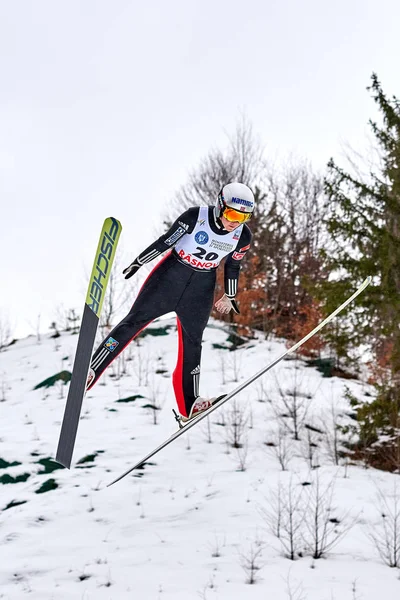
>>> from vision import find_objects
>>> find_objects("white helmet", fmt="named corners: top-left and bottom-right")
top-left (215, 182), bottom-right (255, 222)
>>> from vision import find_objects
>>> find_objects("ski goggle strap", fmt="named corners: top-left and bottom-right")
top-left (222, 207), bottom-right (252, 224)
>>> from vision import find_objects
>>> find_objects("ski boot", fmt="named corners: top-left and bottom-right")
top-left (173, 395), bottom-right (226, 428)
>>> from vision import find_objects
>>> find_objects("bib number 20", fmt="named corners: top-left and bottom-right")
top-left (193, 247), bottom-right (219, 261)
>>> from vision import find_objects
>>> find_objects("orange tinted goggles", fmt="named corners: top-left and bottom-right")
top-left (223, 207), bottom-right (252, 224)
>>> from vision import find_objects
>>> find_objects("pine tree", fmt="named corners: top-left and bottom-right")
top-left (323, 74), bottom-right (400, 469)
top-left (324, 73), bottom-right (400, 380)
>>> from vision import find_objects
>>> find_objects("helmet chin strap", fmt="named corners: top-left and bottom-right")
top-left (213, 208), bottom-right (228, 231)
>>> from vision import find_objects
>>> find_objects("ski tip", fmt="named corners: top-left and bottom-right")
top-left (105, 216), bottom-right (122, 229)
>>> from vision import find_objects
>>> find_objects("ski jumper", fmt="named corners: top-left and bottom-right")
top-left (87, 206), bottom-right (252, 417)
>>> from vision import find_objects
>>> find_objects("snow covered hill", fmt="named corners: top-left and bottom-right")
top-left (1, 318), bottom-right (399, 600)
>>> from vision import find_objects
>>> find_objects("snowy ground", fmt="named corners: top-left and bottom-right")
top-left (1, 317), bottom-right (399, 600)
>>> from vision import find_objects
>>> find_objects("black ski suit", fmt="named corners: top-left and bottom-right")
top-left (88, 206), bottom-right (252, 417)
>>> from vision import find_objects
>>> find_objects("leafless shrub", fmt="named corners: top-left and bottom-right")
top-left (108, 349), bottom-right (130, 382)
top-left (49, 319), bottom-right (60, 338)
top-left (25, 313), bottom-right (42, 343)
top-left (170, 115), bottom-right (265, 216)
top-left (224, 399), bottom-right (249, 449)
top-left (53, 304), bottom-right (73, 332)
top-left (351, 579), bottom-right (361, 600)
top-left (197, 574), bottom-right (217, 599)
top-left (1, 378), bottom-right (8, 402)
top-left (51, 333), bottom-right (61, 353)
top-left (100, 253), bottom-right (139, 333)
top-left (300, 425), bottom-right (321, 470)
top-left (119, 351), bottom-right (130, 377)
top-left (266, 426), bottom-right (295, 471)
top-left (260, 477), bottom-right (305, 560)
top-left (320, 398), bottom-right (348, 466)
top-left (131, 343), bottom-right (152, 387)
top-left (285, 569), bottom-right (306, 600)
top-left (201, 416), bottom-right (213, 444)
top-left (239, 535), bottom-right (265, 584)
top-left (214, 407), bottom-right (226, 427)
top-left (0, 313), bottom-right (13, 352)
top-left (255, 378), bottom-right (270, 403)
top-left (342, 455), bottom-right (350, 479)
top-left (271, 367), bottom-right (314, 441)
top-left (219, 351), bottom-right (227, 386)
top-left (303, 471), bottom-right (354, 559)
top-left (248, 405), bottom-right (254, 429)
top-left (235, 439), bottom-right (249, 472)
top-left (261, 472), bottom-right (354, 561)
top-left (66, 309), bottom-right (80, 334)
top-left (208, 531), bottom-right (226, 558)
top-left (228, 349), bottom-right (242, 383)
top-left (368, 480), bottom-right (400, 568)
top-left (144, 379), bottom-right (165, 425)
top-left (58, 379), bottom-right (65, 401)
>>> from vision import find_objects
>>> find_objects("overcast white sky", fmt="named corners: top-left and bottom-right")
top-left (1, 0), bottom-right (399, 338)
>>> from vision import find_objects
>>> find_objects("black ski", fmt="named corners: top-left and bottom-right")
top-left (107, 276), bottom-right (371, 487)
top-left (55, 217), bottom-right (122, 468)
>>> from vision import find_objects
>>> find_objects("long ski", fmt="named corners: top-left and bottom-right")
top-left (107, 276), bottom-right (371, 487)
top-left (55, 217), bottom-right (122, 468)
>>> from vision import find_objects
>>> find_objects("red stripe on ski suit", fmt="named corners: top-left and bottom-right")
top-left (134, 250), bottom-right (173, 300)
top-left (173, 316), bottom-right (187, 417)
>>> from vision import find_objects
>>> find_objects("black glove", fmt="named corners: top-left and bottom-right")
top-left (224, 295), bottom-right (240, 315)
top-left (230, 298), bottom-right (240, 315)
top-left (123, 258), bottom-right (142, 279)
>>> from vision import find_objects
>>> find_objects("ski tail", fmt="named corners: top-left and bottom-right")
top-left (55, 217), bottom-right (122, 468)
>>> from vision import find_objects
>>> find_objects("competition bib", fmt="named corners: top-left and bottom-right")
top-left (174, 206), bottom-right (243, 270)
